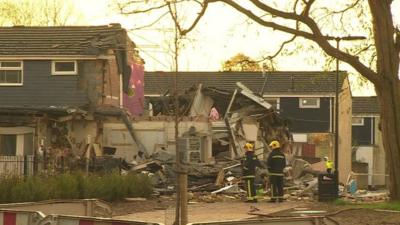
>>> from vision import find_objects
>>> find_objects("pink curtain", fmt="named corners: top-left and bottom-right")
top-left (123, 63), bottom-right (144, 116)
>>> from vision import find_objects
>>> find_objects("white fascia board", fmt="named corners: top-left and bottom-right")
top-left (352, 113), bottom-right (380, 117)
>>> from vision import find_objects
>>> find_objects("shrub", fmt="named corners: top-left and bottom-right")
top-left (0, 172), bottom-right (153, 203)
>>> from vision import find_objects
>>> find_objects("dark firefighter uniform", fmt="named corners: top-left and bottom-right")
top-left (242, 143), bottom-right (261, 202)
top-left (267, 140), bottom-right (286, 202)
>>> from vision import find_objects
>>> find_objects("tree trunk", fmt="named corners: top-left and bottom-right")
top-left (376, 80), bottom-right (400, 200)
top-left (368, 0), bottom-right (400, 200)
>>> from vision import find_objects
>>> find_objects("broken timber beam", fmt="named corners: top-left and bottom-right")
top-left (236, 82), bottom-right (272, 110)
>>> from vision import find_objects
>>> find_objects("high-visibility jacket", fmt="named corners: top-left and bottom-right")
top-left (326, 160), bottom-right (333, 170)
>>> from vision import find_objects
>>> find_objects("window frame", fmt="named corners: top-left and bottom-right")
top-left (0, 61), bottom-right (23, 86)
top-left (299, 97), bottom-right (320, 108)
top-left (352, 117), bottom-right (365, 126)
top-left (51, 60), bottom-right (77, 75)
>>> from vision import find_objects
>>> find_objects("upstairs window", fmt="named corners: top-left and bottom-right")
top-left (352, 117), bottom-right (364, 126)
top-left (52, 61), bottom-right (77, 75)
top-left (299, 97), bottom-right (320, 108)
top-left (0, 61), bottom-right (23, 85)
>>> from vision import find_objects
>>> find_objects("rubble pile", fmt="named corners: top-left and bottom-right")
top-left (124, 82), bottom-right (388, 203)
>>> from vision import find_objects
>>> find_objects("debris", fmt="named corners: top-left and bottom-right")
top-left (211, 184), bottom-right (244, 194)
top-left (249, 206), bottom-right (260, 212)
top-left (347, 179), bottom-right (357, 194)
top-left (290, 210), bottom-right (327, 214)
top-left (125, 197), bottom-right (147, 201)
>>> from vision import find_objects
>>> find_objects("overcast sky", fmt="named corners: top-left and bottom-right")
top-left (71, 0), bottom-right (400, 95)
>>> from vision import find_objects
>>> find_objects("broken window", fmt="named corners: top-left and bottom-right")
top-left (0, 61), bottom-right (22, 85)
top-left (299, 97), bottom-right (320, 108)
top-left (0, 134), bottom-right (17, 156)
top-left (52, 61), bottom-right (77, 75)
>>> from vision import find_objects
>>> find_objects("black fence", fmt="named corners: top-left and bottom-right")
top-left (0, 155), bottom-right (124, 176)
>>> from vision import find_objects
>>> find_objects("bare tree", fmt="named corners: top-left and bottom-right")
top-left (118, 0), bottom-right (400, 200)
top-left (0, 0), bottom-right (79, 26)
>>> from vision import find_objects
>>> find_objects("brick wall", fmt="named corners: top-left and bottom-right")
top-left (103, 49), bottom-right (121, 107)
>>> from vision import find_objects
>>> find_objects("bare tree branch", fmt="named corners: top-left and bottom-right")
top-left (268, 35), bottom-right (297, 60)
top-left (180, 1), bottom-right (208, 36)
top-left (206, 0), bottom-right (315, 39)
top-left (302, 0), bottom-right (315, 16)
top-left (332, 0), bottom-right (362, 14)
top-left (119, 2), bottom-right (168, 14)
top-left (166, 1), bottom-right (184, 36)
top-left (129, 11), bottom-right (169, 30)
top-left (207, 0), bottom-right (380, 85)
top-left (354, 43), bottom-right (374, 55)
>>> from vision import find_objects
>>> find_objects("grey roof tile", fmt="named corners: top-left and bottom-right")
top-left (352, 96), bottom-right (380, 115)
top-left (0, 24), bottom-right (127, 56)
top-left (144, 71), bottom-right (347, 95)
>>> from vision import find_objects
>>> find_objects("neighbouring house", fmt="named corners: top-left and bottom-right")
top-left (351, 96), bottom-right (387, 188)
top-left (0, 24), bottom-right (144, 175)
top-left (144, 71), bottom-right (352, 182)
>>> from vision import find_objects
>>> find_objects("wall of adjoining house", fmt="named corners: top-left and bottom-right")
top-left (280, 97), bottom-right (331, 133)
top-left (352, 117), bottom-right (374, 145)
top-left (0, 61), bottom-right (88, 107)
top-left (373, 116), bottom-right (387, 186)
top-left (338, 78), bottom-right (352, 184)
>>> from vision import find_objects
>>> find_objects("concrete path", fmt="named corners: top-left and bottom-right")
top-left (114, 201), bottom-right (301, 224)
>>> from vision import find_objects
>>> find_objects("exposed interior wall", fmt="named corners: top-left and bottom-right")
top-left (189, 84), bottom-right (214, 117)
top-left (103, 120), bottom-right (213, 162)
top-left (80, 60), bottom-right (104, 107)
top-left (338, 78), bottom-right (352, 183)
top-left (69, 120), bottom-right (98, 156)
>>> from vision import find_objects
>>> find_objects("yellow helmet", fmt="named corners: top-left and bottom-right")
top-left (269, 140), bottom-right (280, 149)
top-left (244, 143), bottom-right (254, 151)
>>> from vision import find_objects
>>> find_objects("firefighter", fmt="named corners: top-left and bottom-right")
top-left (242, 142), bottom-right (261, 203)
top-left (324, 156), bottom-right (333, 174)
top-left (267, 140), bottom-right (286, 202)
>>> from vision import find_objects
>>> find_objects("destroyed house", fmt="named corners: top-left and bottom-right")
top-left (145, 71), bottom-right (346, 132)
top-left (352, 96), bottom-right (386, 187)
top-left (0, 24), bottom-right (144, 175)
top-left (144, 71), bottom-right (350, 159)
